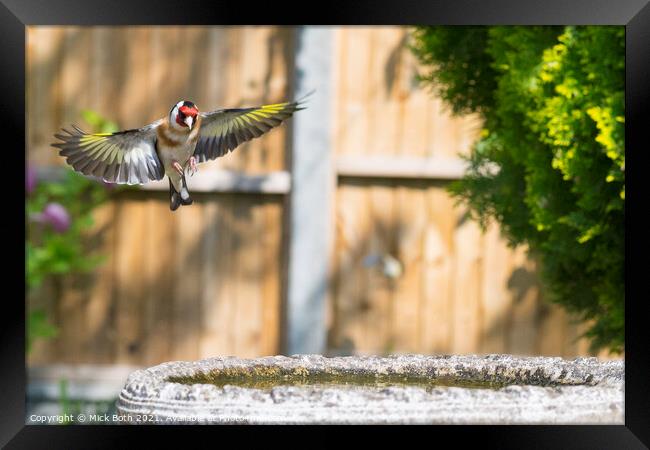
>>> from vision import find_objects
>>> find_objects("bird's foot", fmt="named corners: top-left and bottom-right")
top-left (189, 156), bottom-right (198, 177)
top-left (172, 161), bottom-right (184, 176)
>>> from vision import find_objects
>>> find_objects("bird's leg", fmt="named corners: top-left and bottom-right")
top-left (172, 160), bottom-right (184, 176)
top-left (189, 156), bottom-right (198, 177)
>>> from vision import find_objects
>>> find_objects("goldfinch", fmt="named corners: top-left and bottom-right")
top-left (52, 97), bottom-right (307, 210)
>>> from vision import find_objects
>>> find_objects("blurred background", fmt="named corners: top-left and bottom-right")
top-left (26, 26), bottom-right (620, 422)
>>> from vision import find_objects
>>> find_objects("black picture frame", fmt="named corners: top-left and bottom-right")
top-left (4, 0), bottom-right (647, 447)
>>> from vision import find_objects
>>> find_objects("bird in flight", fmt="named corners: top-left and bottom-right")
top-left (52, 96), bottom-right (308, 211)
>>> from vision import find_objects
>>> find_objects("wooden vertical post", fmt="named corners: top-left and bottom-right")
top-left (287, 26), bottom-right (335, 355)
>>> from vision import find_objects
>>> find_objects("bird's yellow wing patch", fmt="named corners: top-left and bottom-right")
top-left (194, 100), bottom-right (307, 162)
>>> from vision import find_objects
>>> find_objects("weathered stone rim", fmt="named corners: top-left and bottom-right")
top-left (160, 354), bottom-right (620, 388)
top-left (120, 354), bottom-right (624, 395)
top-left (116, 354), bottom-right (624, 424)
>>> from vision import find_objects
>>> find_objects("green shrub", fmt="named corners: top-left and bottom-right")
top-left (411, 26), bottom-right (624, 353)
top-left (26, 169), bottom-right (111, 352)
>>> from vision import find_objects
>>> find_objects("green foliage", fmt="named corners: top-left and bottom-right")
top-left (26, 170), bottom-right (108, 290)
top-left (80, 109), bottom-right (119, 134)
top-left (26, 170), bottom-right (109, 350)
top-left (411, 26), bottom-right (625, 353)
top-left (27, 309), bottom-right (58, 353)
top-left (411, 26), bottom-right (500, 115)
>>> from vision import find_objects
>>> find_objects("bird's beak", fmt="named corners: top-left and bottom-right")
top-left (184, 116), bottom-right (194, 130)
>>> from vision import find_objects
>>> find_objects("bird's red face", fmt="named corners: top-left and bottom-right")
top-left (174, 101), bottom-right (199, 130)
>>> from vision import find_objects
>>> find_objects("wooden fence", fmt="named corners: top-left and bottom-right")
top-left (27, 26), bottom-right (609, 367)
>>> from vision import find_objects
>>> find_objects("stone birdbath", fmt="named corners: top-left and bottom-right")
top-left (116, 354), bottom-right (623, 424)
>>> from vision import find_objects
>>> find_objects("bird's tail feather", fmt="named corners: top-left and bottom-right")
top-left (180, 174), bottom-right (193, 206)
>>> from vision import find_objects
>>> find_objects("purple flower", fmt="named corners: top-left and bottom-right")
top-left (41, 203), bottom-right (71, 233)
top-left (26, 165), bottom-right (37, 194)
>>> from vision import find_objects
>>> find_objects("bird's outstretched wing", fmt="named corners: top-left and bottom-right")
top-left (52, 121), bottom-right (165, 185)
top-left (193, 99), bottom-right (307, 163)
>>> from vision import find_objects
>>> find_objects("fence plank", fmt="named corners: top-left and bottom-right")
top-left (537, 300), bottom-right (569, 357)
top-left (120, 27), bottom-right (151, 127)
top-left (450, 209), bottom-right (484, 354)
top-left (233, 197), bottom-right (264, 357)
top-left (479, 222), bottom-right (513, 355)
top-left (420, 185), bottom-right (455, 354)
top-left (60, 28), bottom-right (91, 131)
top-left (364, 182), bottom-right (395, 354)
top-left (338, 27), bottom-right (371, 157)
top-left (200, 196), bottom-right (237, 357)
top-left (83, 202), bottom-right (118, 363)
top-left (143, 196), bottom-right (176, 365)
top-left (172, 202), bottom-right (204, 361)
top-left (331, 182), bottom-right (369, 355)
top-left (369, 28), bottom-right (404, 155)
top-left (28, 27), bottom-right (66, 165)
top-left (114, 197), bottom-right (147, 364)
top-left (260, 199), bottom-right (282, 356)
top-left (391, 184), bottom-right (426, 352)
top-left (507, 247), bottom-right (540, 356)
top-left (199, 198), bottom-right (220, 358)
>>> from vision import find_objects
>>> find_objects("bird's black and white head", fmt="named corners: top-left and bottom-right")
top-left (169, 100), bottom-right (199, 131)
